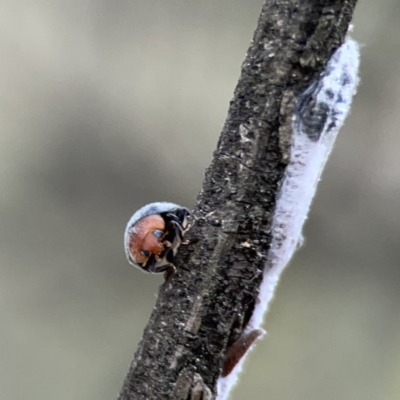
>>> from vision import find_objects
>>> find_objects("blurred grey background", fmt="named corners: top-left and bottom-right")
top-left (1, 1), bottom-right (399, 399)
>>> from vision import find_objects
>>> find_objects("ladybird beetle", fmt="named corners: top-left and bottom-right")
top-left (124, 202), bottom-right (192, 276)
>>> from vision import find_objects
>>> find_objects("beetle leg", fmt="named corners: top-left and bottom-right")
top-left (141, 258), bottom-right (148, 267)
top-left (147, 257), bottom-right (173, 273)
top-left (163, 265), bottom-right (176, 280)
top-left (147, 262), bottom-right (176, 280)
top-left (169, 220), bottom-right (184, 241)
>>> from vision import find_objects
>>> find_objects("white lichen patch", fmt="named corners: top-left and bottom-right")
top-left (217, 38), bottom-right (360, 400)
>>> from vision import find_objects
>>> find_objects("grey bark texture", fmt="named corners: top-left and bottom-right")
top-left (118, 0), bottom-right (358, 399)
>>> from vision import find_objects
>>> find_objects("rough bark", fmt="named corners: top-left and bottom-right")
top-left (118, 0), bottom-right (358, 399)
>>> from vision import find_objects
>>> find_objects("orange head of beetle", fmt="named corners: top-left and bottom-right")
top-left (128, 214), bottom-right (166, 266)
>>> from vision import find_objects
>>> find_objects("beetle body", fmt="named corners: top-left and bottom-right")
top-left (124, 202), bottom-right (191, 276)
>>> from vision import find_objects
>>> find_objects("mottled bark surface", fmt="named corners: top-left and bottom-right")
top-left (118, 1), bottom-right (358, 399)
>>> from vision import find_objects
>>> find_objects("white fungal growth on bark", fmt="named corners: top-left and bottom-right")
top-left (217, 38), bottom-right (360, 400)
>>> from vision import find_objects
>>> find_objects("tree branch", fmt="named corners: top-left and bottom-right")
top-left (118, 1), bottom-right (359, 399)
